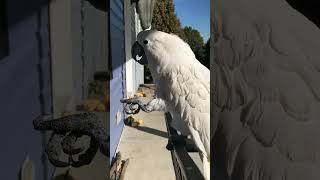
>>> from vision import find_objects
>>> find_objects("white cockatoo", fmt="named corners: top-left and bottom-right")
top-left (124, 30), bottom-right (210, 179)
top-left (212, 0), bottom-right (320, 179)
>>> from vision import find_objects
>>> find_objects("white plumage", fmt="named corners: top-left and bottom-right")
top-left (212, 0), bottom-right (320, 179)
top-left (136, 30), bottom-right (211, 179)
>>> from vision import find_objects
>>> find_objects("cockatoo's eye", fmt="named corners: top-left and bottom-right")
top-left (144, 40), bottom-right (149, 45)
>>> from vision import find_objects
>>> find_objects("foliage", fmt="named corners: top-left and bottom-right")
top-left (182, 26), bottom-right (210, 69)
top-left (152, 0), bottom-right (185, 39)
top-left (203, 38), bottom-right (210, 69)
top-left (183, 27), bottom-right (204, 62)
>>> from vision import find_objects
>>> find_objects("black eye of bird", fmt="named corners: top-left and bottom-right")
top-left (144, 40), bottom-right (148, 45)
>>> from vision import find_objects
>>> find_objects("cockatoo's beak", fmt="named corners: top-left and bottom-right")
top-left (131, 41), bottom-right (148, 65)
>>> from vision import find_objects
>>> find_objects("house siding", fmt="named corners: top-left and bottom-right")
top-left (110, 0), bottom-right (146, 161)
top-left (109, 0), bottom-right (126, 160)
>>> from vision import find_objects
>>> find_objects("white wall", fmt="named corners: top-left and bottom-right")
top-left (50, 0), bottom-right (108, 116)
top-left (124, 1), bottom-right (144, 98)
top-left (50, 0), bottom-right (74, 116)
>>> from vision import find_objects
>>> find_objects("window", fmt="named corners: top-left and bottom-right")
top-left (0, 0), bottom-right (9, 60)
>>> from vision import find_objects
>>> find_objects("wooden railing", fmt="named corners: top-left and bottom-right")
top-left (164, 112), bottom-right (205, 180)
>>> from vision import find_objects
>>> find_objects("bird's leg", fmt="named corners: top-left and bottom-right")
top-left (121, 97), bottom-right (166, 114)
top-left (145, 98), bottom-right (167, 111)
top-left (121, 98), bottom-right (144, 114)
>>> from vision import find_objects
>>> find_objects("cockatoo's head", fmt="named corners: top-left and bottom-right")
top-left (131, 30), bottom-right (195, 66)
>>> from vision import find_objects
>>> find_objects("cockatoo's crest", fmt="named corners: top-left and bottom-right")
top-left (136, 30), bottom-right (196, 68)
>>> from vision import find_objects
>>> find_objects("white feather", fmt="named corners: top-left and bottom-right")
top-left (137, 30), bottom-right (211, 179)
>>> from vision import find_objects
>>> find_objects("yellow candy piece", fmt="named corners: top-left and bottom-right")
top-left (125, 116), bottom-right (144, 127)
top-left (137, 119), bottom-right (144, 125)
top-left (134, 92), bottom-right (146, 97)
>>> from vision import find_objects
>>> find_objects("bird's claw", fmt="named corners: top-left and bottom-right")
top-left (120, 98), bottom-right (143, 114)
top-left (33, 113), bottom-right (109, 168)
top-left (61, 132), bottom-right (85, 155)
top-left (46, 133), bottom-right (99, 167)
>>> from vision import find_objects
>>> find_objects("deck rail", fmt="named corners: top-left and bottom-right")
top-left (164, 112), bottom-right (205, 180)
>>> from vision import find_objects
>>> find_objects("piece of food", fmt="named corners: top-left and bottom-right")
top-left (124, 116), bottom-right (144, 127)
top-left (134, 92), bottom-right (146, 97)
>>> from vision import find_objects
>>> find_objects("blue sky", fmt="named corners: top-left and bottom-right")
top-left (174, 0), bottom-right (210, 41)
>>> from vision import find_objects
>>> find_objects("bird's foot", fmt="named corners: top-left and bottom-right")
top-left (120, 98), bottom-right (147, 114)
top-left (33, 113), bottom-right (109, 167)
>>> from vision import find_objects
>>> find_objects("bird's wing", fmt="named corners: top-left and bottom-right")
top-left (214, 0), bottom-right (320, 179)
top-left (163, 60), bottom-right (210, 155)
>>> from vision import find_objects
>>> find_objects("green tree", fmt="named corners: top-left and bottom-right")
top-left (203, 38), bottom-right (210, 69)
top-left (183, 26), bottom-right (209, 68)
top-left (152, 0), bottom-right (185, 39)
top-left (145, 0), bottom-right (185, 83)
